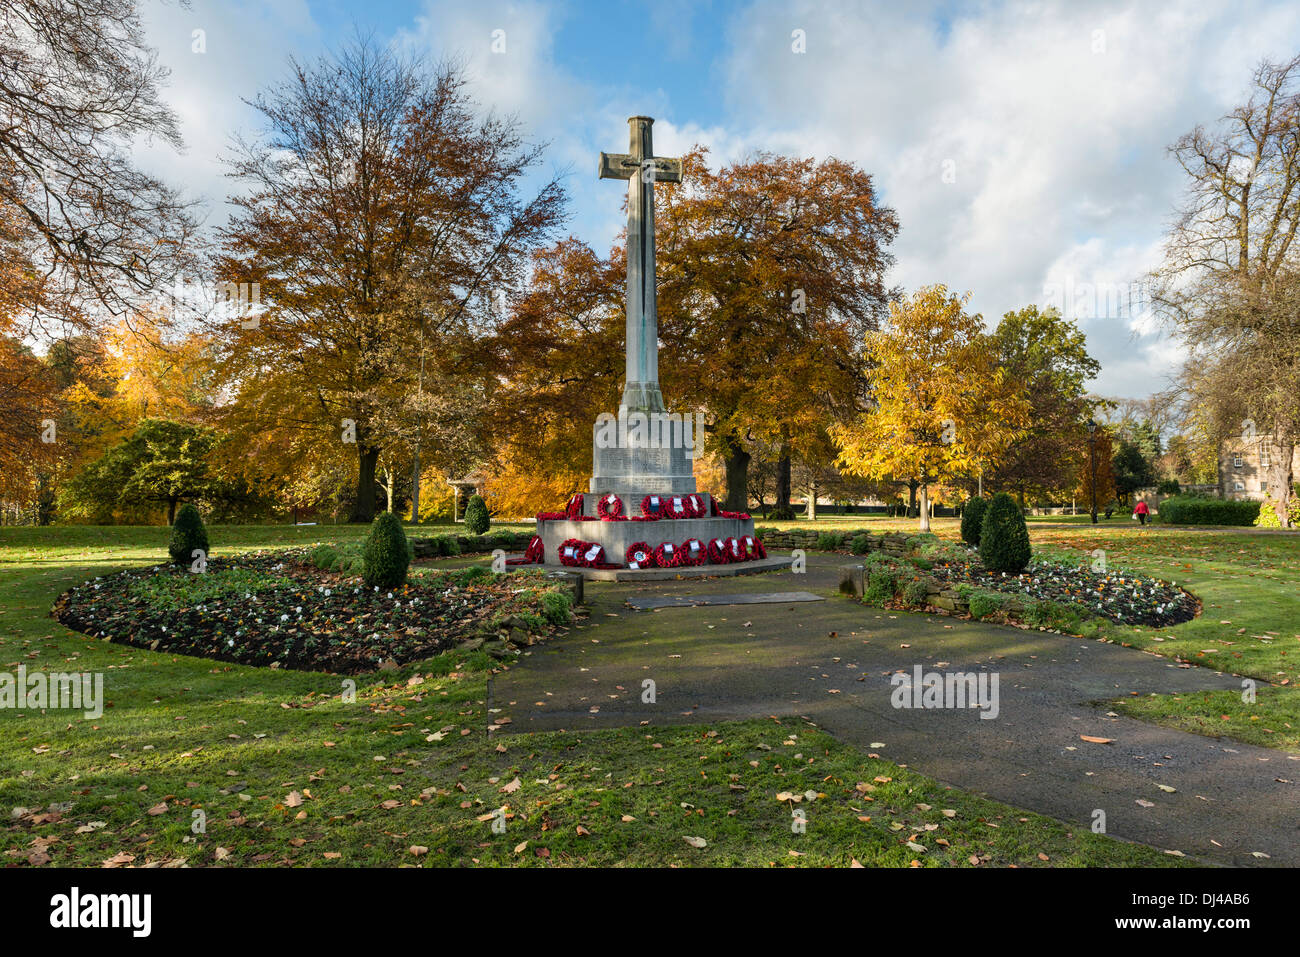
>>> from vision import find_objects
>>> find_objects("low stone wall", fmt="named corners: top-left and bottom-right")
top-left (758, 528), bottom-right (911, 557)
top-left (410, 531), bottom-right (533, 558)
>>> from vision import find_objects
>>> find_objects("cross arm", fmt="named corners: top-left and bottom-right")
top-left (598, 152), bottom-right (683, 183)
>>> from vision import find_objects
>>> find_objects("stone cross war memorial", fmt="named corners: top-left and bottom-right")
top-left (534, 116), bottom-right (781, 580)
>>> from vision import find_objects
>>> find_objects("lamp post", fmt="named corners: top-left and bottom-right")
top-left (1087, 420), bottom-right (1098, 525)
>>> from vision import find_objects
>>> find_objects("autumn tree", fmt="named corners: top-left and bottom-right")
top-left (831, 286), bottom-right (1030, 532)
top-left (1076, 428), bottom-right (1117, 522)
top-left (655, 150), bottom-right (899, 509)
top-left (1153, 54), bottom-right (1300, 525)
top-left (476, 239), bottom-right (623, 514)
top-left (214, 38), bottom-right (564, 522)
top-left (979, 306), bottom-right (1100, 503)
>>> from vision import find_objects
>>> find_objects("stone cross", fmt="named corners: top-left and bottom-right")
top-left (599, 116), bottom-right (682, 413)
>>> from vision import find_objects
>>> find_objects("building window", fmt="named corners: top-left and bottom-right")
top-left (1233, 481), bottom-right (1245, 491)
top-left (1261, 450), bottom-right (1271, 469)
top-left (1260, 481), bottom-right (1269, 492)
top-left (1233, 456), bottom-right (1244, 469)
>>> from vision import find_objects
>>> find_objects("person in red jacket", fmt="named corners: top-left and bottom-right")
top-left (1134, 499), bottom-right (1150, 526)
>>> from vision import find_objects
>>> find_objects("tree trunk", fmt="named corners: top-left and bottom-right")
top-left (806, 477), bottom-right (817, 520)
top-left (775, 447), bottom-right (792, 513)
top-left (907, 480), bottom-right (919, 518)
top-left (1266, 435), bottom-right (1295, 529)
top-left (918, 483), bottom-right (931, 533)
top-left (350, 446), bottom-right (381, 523)
top-left (723, 431), bottom-right (750, 511)
top-left (167, 498), bottom-right (177, 525)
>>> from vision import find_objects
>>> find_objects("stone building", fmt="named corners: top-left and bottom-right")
top-left (1218, 438), bottom-right (1300, 500)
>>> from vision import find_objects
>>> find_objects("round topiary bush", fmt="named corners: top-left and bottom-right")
top-left (363, 512), bottom-right (410, 589)
top-left (960, 496), bottom-right (988, 547)
top-left (979, 492), bottom-right (1031, 574)
top-left (464, 494), bottom-right (490, 535)
top-left (168, 503), bottom-right (209, 567)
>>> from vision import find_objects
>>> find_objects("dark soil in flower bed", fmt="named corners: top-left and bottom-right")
top-left (928, 551), bottom-right (1199, 627)
top-left (52, 552), bottom-right (566, 674)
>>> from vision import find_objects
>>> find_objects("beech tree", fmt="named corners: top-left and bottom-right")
top-left (214, 38), bottom-right (564, 522)
top-left (656, 150), bottom-right (899, 509)
top-left (831, 286), bottom-right (1030, 532)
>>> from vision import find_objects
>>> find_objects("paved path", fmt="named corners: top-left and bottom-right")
top-left (490, 554), bottom-right (1300, 866)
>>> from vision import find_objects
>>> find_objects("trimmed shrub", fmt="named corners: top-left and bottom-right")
top-left (848, 533), bottom-right (872, 555)
top-left (960, 496), bottom-right (988, 547)
top-left (310, 545), bottom-right (338, 570)
top-left (168, 504), bottom-right (209, 567)
top-left (768, 505), bottom-right (796, 521)
top-left (464, 494), bottom-right (490, 535)
top-left (1157, 479), bottom-right (1181, 495)
top-left (362, 512), bottom-right (410, 588)
top-left (1157, 496), bottom-right (1260, 526)
top-left (979, 492), bottom-right (1031, 574)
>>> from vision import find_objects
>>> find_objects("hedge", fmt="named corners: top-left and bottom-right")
top-left (1157, 496), bottom-right (1260, 526)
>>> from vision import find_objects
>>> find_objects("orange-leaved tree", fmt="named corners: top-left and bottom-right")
top-left (831, 285), bottom-right (1030, 532)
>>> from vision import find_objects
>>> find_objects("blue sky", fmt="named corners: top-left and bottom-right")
top-left (134, 0), bottom-right (1300, 399)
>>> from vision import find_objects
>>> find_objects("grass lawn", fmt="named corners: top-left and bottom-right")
top-left (0, 524), bottom-right (1184, 867)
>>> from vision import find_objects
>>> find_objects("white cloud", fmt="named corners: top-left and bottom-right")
top-left (708, 0), bottom-right (1300, 397)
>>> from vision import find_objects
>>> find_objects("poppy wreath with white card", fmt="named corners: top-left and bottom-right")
top-left (640, 494), bottom-right (665, 517)
top-left (750, 537), bottom-right (767, 559)
top-left (680, 538), bottom-right (707, 566)
top-left (565, 493), bottom-right (584, 520)
top-left (596, 492), bottom-right (624, 520)
top-left (727, 536), bottom-right (746, 561)
top-left (558, 538), bottom-right (585, 567)
top-left (661, 495), bottom-right (690, 519)
top-left (579, 541), bottom-right (607, 567)
top-left (523, 535), bottom-right (544, 562)
top-left (654, 541), bottom-right (680, 567)
top-left (684, 493), bottom-right (706, 517)
top-left (706, 538), bottom-right (731, 564)
top-left (625, 541), bottom-right (655, 569)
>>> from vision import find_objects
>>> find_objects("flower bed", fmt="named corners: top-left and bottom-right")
top-left (52, 552), bottom-right (575, 674)
top-left (926, 551), bottom-right (1198, 627)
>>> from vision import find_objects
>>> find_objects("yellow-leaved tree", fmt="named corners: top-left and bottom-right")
top-left (832, 285), bottom-right (1030, 532)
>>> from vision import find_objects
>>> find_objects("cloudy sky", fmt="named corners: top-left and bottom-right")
top-left (134, 0), bottom-right (1300, 398)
